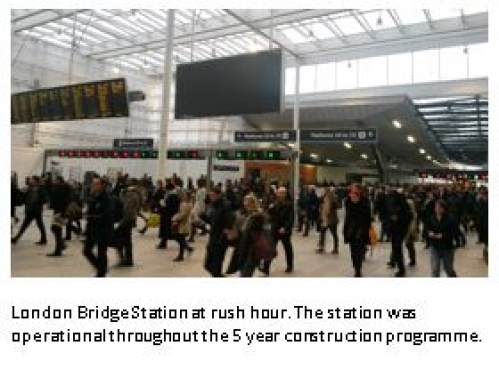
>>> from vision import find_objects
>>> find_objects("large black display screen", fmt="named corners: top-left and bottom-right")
top-left (11, 78), bottom-right (129, 124)
top-left (174, 49), bottom-right (284, 119)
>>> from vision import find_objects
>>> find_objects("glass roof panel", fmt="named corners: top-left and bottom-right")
top-left (362, 10), bottom-right (396, 30)
top-left (393, 9), bottom-right (427, 25)
top-left (427, 9), bottom-right (462, 21)
top-left (281, 27), bottom-right (312, 43)
top-left (332, 15), bottom-right (364, 35)
top-left (462, 4), bottom-right (488, 15)
top-left (306, 21), bottom-right (335, 39)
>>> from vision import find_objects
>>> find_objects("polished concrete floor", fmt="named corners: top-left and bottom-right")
top-left (10, 214), bottom-right (488, 278)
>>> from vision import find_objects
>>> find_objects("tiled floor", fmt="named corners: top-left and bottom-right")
top-left (10, 214), bottom-right (488, 278)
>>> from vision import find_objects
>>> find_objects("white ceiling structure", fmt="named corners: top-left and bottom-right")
top-left (11, 8), bottom-right (488, 167)
top-left (11, 8), bottom-right (488, 72)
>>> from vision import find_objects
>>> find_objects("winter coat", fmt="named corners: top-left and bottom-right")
top-left (172, 201), bottom-right (193, 236)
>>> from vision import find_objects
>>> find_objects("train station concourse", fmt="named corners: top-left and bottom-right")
top-left (10, 8), bottom-right (488, 278)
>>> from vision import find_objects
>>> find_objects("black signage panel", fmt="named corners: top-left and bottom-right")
top-left (28, 91), bottom-right (40, 123)
top-left (19, 93), bottom-right (30, 123)
top-left (38, 90), bottom-right (51, 122)
top-left (48, 89), bottom-right (62, 120)
top-left (111, 79), bottom-right (129, 117)
top-left (214, 165), bottom-right (240, 172)
top-left (83, 83), bottom-right (99, 118)
top-left (72, 84), bottom-right (86, 120)
top-left (97, 81), bottom-right (113, 117)
top-left (301, 129), bottom-right (378, 143)
top-left (11, 94), bottom-right (20, 124)
top-left (11, 78), bottom-right (129, 124)
top-left (59, 86), bottom-right (74, 120)
top-left (234, 130), bottom-right (296, 143)
top-left (113, 138), bottom-right (154, 149)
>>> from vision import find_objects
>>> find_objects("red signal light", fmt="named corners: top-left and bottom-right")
top-left (113, 151), bottom-right (120, 158)
top-left (59, 151), bottom-right (65, 157)
top-left (68, 151), bottom-right (74, 158)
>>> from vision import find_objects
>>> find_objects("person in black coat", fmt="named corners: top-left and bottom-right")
top-left (303, 186), bottom-right (319, 237)
top-left (373, 187), bottom-right (389, 242)
top-left (427, 199), bottom-right (459, 277)
top-left (12, 176), bottom-right (47, 245)
top-left (422, 191), bottom-right (437, 248)
top-left (386, 188), bottom-right (412, 277)
top-left (65, 181), bottom-right (83, 241)
top-left (343, 184), bottom-right (371, 277)
top-left (83, 176), bottom-right (115, 277)
top-left (157, 182), bottom-right (181, 249)
top-left (46, 176), bottom-right (72, 257)
top-left (263, 186), bottom-right (295, 274)
top-left (203, 187), bottom-right (235, 277)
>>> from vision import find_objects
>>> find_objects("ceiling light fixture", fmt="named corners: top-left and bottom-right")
top-left (419, 148), bottom-right (426, 154)
top-left (344, 142), bottom-right (352, 149)
top-left (377, 13), bottom-right (383, 27)
top-left (392, 120), bottom-right (402, 128)
top-left (130, 9), bottom-right (138, 21)
top-left (407, 135), bottom-right (416, 143)
top-left (310, 153), bottom-right (318, 159)
top-left (112, 66), bottom-right (120, 74)
top-left (361, 153), bottom-right (368, 159)
top-left (326, 159), bottom-right (333, 163)
top-left (426, 155), bottom-right (432, 160)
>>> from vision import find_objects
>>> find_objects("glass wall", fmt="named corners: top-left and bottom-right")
top-left (285, 42), bottom-right (487, 95)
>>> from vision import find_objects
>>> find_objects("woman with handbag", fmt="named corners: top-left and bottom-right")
top-left (231, 193), bottom-right (270, 277)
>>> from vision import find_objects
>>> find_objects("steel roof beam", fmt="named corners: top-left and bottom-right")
top-left (223, 9), bottom-right (299, 58)
top-left (86, 9), bottom-right (339, 58)
top-left (352, 10), bottom-right (376, 40)
top-left (12, 9), bottom-right (89, 32)
top-left (425, 117), bottom-right (488, 123)
top-left (387, 9), bottom-right (405, 35)
top-left (423, 9), bottom-right (435, 30)
top-left (12, 10), bottom-right (50, 23)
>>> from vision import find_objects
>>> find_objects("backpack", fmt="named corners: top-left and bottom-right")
top-left (252, 230), bottom-right (276, 262)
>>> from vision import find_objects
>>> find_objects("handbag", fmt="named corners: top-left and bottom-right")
top-left (253, 231), bottom-right (276, 262)
top-left (147, 213), bottom-right (160, 228)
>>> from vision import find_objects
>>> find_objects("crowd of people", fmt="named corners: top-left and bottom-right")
top-left (11, 171), bottom-right (488, 278)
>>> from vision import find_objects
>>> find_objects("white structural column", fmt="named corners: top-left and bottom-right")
top-left (293, 60), bottom-right (301, 201)
top-left (157, 9), bottom-right (176, 181)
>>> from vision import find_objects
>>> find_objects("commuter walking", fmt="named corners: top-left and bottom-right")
top-left (11, 176), bottom-right (48, 245)
top-left (46, 176), bottom-right (71, 257)
top-left (317, 187), bottom-right (339, 254)
top-left (387, 188), bottom-right (412, 277)
top-left (343, 184), bottom-right (371, 277)
top-left (204, 187), bottom-right (235, 277)
top-left (114, 179), bottom-right (142, 266)
top-left (427, 199), bottom-right (459, 277)
top-left (263, 187), bottom-right (295, 274)
top-left (83, 177), bottom-right (115, 277)
top-left (157, 182), bottom-right (181, 249)
top-left (171, 191), bottom-right (194, 261)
